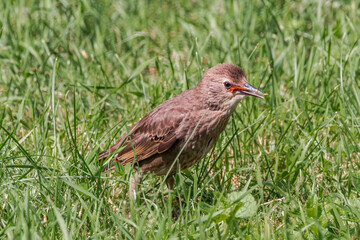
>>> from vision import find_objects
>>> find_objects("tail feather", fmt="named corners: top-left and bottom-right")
top-left (98, 149), bottom-right (113, 172)
top-left (98, 150), bottom-right (109, 161)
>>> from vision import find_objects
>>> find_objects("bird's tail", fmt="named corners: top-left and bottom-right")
top-left (98, 150), bottom-right (109, 162)
top-left (98, 149), bottom-right (112, 172)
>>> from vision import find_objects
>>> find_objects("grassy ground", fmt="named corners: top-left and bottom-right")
top-left (1, 0), bottom-right (360, 238)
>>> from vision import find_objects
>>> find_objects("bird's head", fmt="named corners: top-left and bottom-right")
top-left (197, 63), bottom-right (264, 111)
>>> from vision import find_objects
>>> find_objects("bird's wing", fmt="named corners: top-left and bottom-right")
top-left (110, 107), bottom-right (186, 165)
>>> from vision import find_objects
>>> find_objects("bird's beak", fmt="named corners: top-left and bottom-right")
top-left (230, 83), bottom-right (265, 99)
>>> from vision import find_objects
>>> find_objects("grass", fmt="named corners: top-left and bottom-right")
top-left (1, 0), bottom-right (360, 238)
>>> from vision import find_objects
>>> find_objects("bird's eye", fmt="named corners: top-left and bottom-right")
top-left (224, 82), bottom-right (231, 88)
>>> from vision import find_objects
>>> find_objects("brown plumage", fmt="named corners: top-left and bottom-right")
top-left (99, 63), bottom-right (264, 184)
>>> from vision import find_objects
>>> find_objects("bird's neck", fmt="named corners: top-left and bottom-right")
top-left (195, 85), bottom-right (241, 114)
top-left (203, 95), bottom-right (241, 116)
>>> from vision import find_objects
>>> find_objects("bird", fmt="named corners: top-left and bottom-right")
top-left (99, 63), bottom-right (264, 198)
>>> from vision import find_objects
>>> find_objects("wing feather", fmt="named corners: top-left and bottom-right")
top-left (108, 107), bottom-right (185, 165)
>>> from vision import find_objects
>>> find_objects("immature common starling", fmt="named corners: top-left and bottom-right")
top-left (99, 63), bottom-right (264, 193)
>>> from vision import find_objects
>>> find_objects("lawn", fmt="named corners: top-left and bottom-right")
top-left (1, 0), bottom-right (360, 238)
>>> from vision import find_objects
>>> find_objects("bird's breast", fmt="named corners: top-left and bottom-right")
top-left (176, 110), bottom-right (232, 169)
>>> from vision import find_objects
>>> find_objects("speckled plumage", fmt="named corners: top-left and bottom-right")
top-left (99, 63), bottom-right (264, 177)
